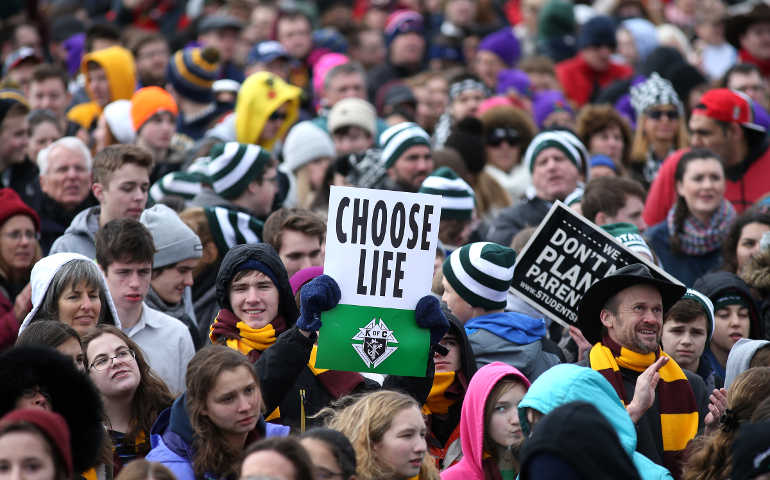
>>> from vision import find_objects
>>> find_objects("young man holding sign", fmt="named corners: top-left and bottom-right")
top-left (441, 242), bottom-right (561, 381)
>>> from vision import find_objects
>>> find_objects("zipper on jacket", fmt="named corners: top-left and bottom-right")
top-left (300, 388), bottom-right (306, 432)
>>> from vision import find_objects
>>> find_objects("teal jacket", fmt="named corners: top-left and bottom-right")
top-left (517, 364), bottom-right (673, 480)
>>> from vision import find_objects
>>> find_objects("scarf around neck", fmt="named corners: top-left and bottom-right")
top-left (589, 335), bottom-right (698, 478)
top-left (422, 372), bottom-right (457, 416)
top-left (666, 198), bottom-right (735, 256)
top-left (209, 309), bottom-right (286, 361)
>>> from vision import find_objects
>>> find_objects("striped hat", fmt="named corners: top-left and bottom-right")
top-left (601, 222), bottom-right (653, 261)
top-left (523, 130), bottom-right (586, 175)
top-left (167, 47), bottom-right (221, 103)
top-left (681, 288), bottom-right (715, 343)
top-left (205, 142), bottom-right (271, 199)
top-left (204, 206), bottom-right (264, 256)
top-left (149, 171), bottom-right (205, 203)
top-left (418, 167), bottom-right (474, 220)
top-left (442, 242), bottom-right (516, 310)
top-left (379, 122), bottom-right (431, 168)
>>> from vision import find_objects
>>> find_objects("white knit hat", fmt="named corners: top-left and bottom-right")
top-left (282, 121), bottom-right (336, 172)
top-left (102, 100), bottom-right (136, 144)
top-left (328, 97), bottom-right (377, 137)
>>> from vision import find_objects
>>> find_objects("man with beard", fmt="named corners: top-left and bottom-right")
top-left (131, 32), bottom-right (170, 87)
top-left (377, 122), bottom-right (433, 193)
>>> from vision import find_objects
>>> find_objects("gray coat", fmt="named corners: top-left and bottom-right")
top-left (48, 206), bottom-right (100, 258)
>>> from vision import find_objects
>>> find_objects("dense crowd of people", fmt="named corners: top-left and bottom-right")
top-left (2, 0), bottom-right (770, 479)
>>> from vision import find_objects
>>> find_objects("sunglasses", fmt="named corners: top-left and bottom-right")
top-left (486, 128), bottom-right (520, 147)
top-left (647, 109), bottom-right (679, 120)
top-left (269, 111), bottom-right (287, 121)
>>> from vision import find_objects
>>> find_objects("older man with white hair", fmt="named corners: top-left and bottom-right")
top-left (35, 136), bottom-right (95, 253)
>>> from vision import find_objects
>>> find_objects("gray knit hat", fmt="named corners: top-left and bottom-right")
top-left (140, 204), bottom-right (203, 268)
top-left (204, 206), bottom-right (264, 256)
top-left (442, 241), bottom-right (516, 310)
top-left (630, 72), bottom-right (683, 117)
top-left (205, 142), bottom-right (272, 199)
top-left (379, 122), bottom-right (431, 168)
top-left (418, 167), bottom-right (474, 220)
top-left (282, 121), bottom-right (336, 172)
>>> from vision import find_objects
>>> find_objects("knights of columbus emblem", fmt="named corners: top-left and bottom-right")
top-left (352, 318), bottom-right (398, 368)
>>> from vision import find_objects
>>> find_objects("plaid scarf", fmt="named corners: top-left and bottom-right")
top-left (589, 336), bottom-right (698, 479)
top-left (667, 198), bottom-right (735, 256)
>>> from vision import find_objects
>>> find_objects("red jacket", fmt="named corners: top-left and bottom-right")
top-left (643, 146), bottom-right (770, 226)
top-left (0, 290), bottom-right (19, 351)
top-left (555, 53), bottom-right (632, 106)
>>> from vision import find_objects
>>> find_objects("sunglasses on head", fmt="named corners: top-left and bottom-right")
top-left (647, 109), bottom-right (679, 120)
top-left (486, 128), bottom-right (520, 147)
top-left (269, 111), bottom-right (287, 121)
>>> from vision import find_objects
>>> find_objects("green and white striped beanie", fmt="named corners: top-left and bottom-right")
top-left (442, 241), bottom-right (516, 310)
top-left (149, 170), bottom-right (205, 203)
top-left (379, 122), bottom-right (431, 168)
top-left (523, 131), bottom-right (585, 175)
top-left (418, 167), bottom-right (475, 220)
top-left (681, 288), bottom-right (715, 343)
top-left (206, 142), bottom-right (271, 199)
top-left (601, 222), bottom-right (654, 261)
top-left (204, 206), bottom-right (264, 256)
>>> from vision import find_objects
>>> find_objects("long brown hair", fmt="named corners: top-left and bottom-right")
top-left (185, 346), bottom-right (261, 478)
top-left (683, 367), bottom-right (770, 480)
top-left (82, 325), bottom-right (174, 455)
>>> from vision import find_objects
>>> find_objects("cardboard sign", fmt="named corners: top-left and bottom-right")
top-left (511, 201), bottom-right (681, 327)
top-left (316, 186), bottom-right (442, 376)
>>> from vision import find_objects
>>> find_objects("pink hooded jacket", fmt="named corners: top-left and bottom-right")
top-left (441, 362), bottom-right (530, 480)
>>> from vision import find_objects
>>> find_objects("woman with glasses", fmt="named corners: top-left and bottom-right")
top-left (82, 325), bottom-right (173, 476)
top-left (0, 189), bottom-right (43, 350)
top-left (628, 73), bottom-right (689, 189)
top-left (18, 252), bottom-right (121, 338)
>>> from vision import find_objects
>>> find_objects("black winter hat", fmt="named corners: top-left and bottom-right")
top-left (578, 15), bottom-right (617, 50)
top-left (445, 116), bottom-right (486, 174)
top-left (0, 346), bottom-right (105, 473)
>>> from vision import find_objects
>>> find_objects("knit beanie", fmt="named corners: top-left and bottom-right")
top-left (630, 72), bottom-right (683, 117)
top-left (312, 53), bottom-right (349, 100)
top-left (204, 206), bottom-right (264, 256)
top-left (130, 86), bottom-right (178, 132)
top-left (442, 242), bottom-right (516, 310)
top-left (205, 142), bottom-right (272, 199)
top-left (496, 69), bottom-right (531, 97)
top-left (0, 88), bottom-right (28, 126)
top-left (379, 122), bottom-right (431, 168)
top-left (167, 46), bottom-right (221, 103)
top-left (532, 90), bottom-right (573, 129)
top-left (681, 288), bottom-right (715, 343)
top-left (537, 0), bottom-right (576, 41)
top-left (589, 154), bottom-right (617, 173)
top-left (0, 409), bottom-right (73, 478)
top-left (0, 188), bottom-right (40, 230)
top-left (600, 222), bottom-right (653, 261)
top-left (578, 15), bottom-right (617, 50)
top-left (620, 18), bottom-right (659, 65)
top-left (328, 97), bottom-right (377, 137)
top-left (523, 131), bottom-right (584, 174)
top-left (444, 117), bottom-right (486, 174)
top-left (418, 167), bottom-right (475, 221)
top-left (140, 204), bottom-right (203, 268)
top-left (384, 10), bottom-right (424, 47)
top-left (283, 121), bottom-right (336, 173)
top-left (102, 100), bottom-right (136, 144)
top-left (478, 28), bottom-right (520, 68)
top-left (149, 171), bottom-right (205, 203)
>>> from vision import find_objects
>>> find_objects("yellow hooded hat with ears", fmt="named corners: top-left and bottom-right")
top-left (235, 71), bottom-right (301, 150)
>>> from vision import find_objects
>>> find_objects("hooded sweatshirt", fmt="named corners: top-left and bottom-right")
top-left (441, 362), bottom-right (530, 480)
top-left (724, 338), bottom-right (770, 389)
top-left (67, 46), bottom-right (137, 130)
top-left (48, 206), bottom-right (101, 258)
top-left (465, 312), bottom-right (560, 381)
top-left (517, 364), bottom-right (673, 480)
top-left (18, 252), bottom-right (121, 334)
top-left (234, 72), bottom-right (301, 150)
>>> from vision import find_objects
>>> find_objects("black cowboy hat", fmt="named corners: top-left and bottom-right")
top-left (725, 3), bottom-right (770, 50)
top-left (576, 263), bottom-right (686, 344)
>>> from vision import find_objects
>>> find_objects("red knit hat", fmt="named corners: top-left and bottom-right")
top-left (693, 88), bottom-right (766, 133)
top-left (0, 408), bottom-right (73, 477)
top-left (0, 188), bottom-right (40, 230)
top-left (130, 86), bottom-right (178, 132)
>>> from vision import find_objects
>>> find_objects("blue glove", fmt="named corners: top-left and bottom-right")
top-left (415, 296), bottom-right (449, 345)
top-left (297, 275), bottom-right (341, 332)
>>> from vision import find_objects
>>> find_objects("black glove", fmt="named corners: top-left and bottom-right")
top-left (296, 275), bottom-right (341, 332)
top-left (415, 295), bottom-right (449, 345)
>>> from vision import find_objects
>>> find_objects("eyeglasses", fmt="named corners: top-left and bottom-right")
top-left (268, 111), bottom-right (287, 121)
top-left (647, 109), bottom-right (679, 120)
top-left (486, 128), bottom-right (520, 147)
top-left (89, 348), bottom-right (135, 371)
top-left (2, 230), bottom-right (40, 242)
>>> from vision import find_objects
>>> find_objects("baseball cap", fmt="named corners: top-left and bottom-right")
top-left (247, 41), bottom-right (291, 65)
top-left (198, 15), bottom-right (244, 35)
top-left (3, 47), bottom-right (41, 76)
top-left (692, 88), bottom-right (766, 133)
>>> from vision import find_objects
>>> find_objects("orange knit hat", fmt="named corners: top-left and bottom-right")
top-left (130, 86), bottom-right (178, 131)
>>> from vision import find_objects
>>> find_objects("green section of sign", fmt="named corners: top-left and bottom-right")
top-left (316, 304), bottom-right (430, 377)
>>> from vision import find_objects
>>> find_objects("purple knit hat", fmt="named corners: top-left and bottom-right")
top-left (478, 28), bottom-right (520, 67)
top-left (384, 10), bottom-right (424, 47)
top-left (533, 90), bottom-right (573, 128)
top-left (496, 69), bottom-right (531, 97)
